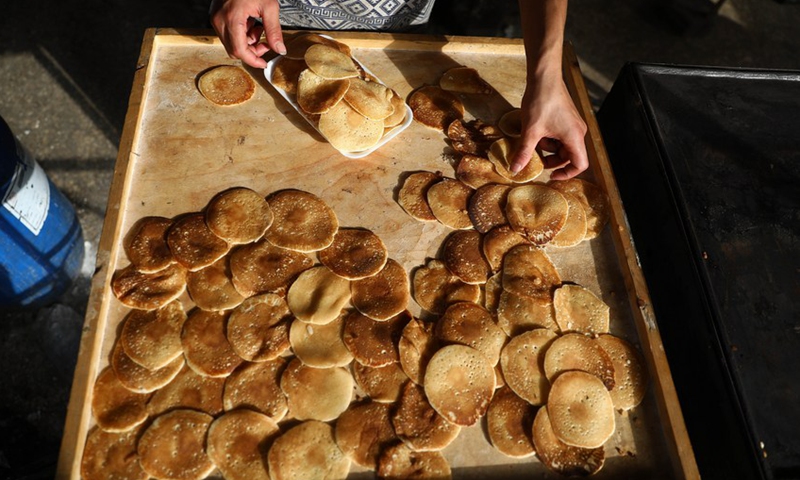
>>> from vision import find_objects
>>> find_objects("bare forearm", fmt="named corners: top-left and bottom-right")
top-left (518, 0), bottom-right (568, 81)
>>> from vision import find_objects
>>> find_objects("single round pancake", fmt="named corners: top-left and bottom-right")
top-left (166, 212), bottom-right (230, 271)
top-left (91, 366), bottom-right (149, 432)
top-left (181, 309), bottom-right (243, 378)
top-left (468, 183), bottom-right (510, 233)
top-left (391, 382), bottom-right (460, 452)
top-left (398, 171), bottom-right (441, 222)
top-left (501, 244), bottom-right (561, 299)
top-left (497, 290), bottom-right (559, 337)
top-left (398, 317), bottom-right (439, 385)
top-left (440, 65), bottom-right (492, 94)
top-left (344, 77), bottom-right (394, 120)
top-left (436, 302), bottom-right (507, 366)
top-left (229, 238), bottom-right (314, 296)
top-left (488, 138), bottom-right (544, 182)
top-left (289, 313), bottom-right (353, 367)
top-left (198, 65), bottom-right (256, 106)
top-left (280, 357), bottom-right (353, 421)
top-left (111, 341), bottom-right (184, 394)
top-left (186, 256), bottom-right (245, 311)
top-left (482, 224), bottom-right (529, 273)
top-left (486, 386), bottom-right (536, 458)
top-left (505, 184), bottom-right (568, 245)
top-left (81, 427), bottom-right (147, 480)
top-left (268, 421), bottom-right (351, 480)
top-left (456, 154), bottom-right (511, 189)
top-left (111, 263), bottom-right (187, 310)
top-left (350, 258), bottom-right (410, 321)
top-left (553, 284), bottom-right (610, 335)
top-left (412, 259), bottom-right (480, 315)
top-left (532, 406), bottom-right (605, 476)
top-left (408, 85), bottom-right (465, 132)
top-left (146, 364), bottom-right (225, 417)
top-left (227, 293), bottom-right (292, 362)
top-left (377, 443), bottom-right (452, 479)
top-left (483, 272), bottom-right (503, 314)
top-left (119, 300), bottom-right (186, 370)
top-left (423, 344), bottom-right (495, 426)
top-left (271, 56), bottom-right (307, 94)
top-left (264, 189), bottom-right (339, 252)
top-left (204, 186), bottom-right (273, 244)
top-left (223, 358), bottom-right (289, 421)
top-left (207, 409), bottom-right (280, 480)
top-left (547, 371), bottom-right (615, 449)
top-left (383, 88), bottom-right (407, 128)
top-left (441, 230), bottom-right (491, 285)
top-left (497, 108), bottom-right (522, 138)
top-left (318, 227), bottom-right (388, 280)
top-left (596, 334), bottom-right (648, 411)
top-left (319, 100), bottom-right (385, 152)
top-left (122, 216), bottom-right (174, 273)
top-left (426, 178), bottom-right (474, 230)
top-left (548, 178), bottom-right (610, 239)
top-left (353, 361), bottom-right (409, 403)
top-left (343, 309), bottom-right (409, 367)
top-left (138, 409), bottom-right (215, 480)
top-left (286, 265), bottom-right (351, 325)
top-left (543, 333), bottom-right (616, 390)
top-left (335, 401), bottom-right (397, 469)
top-left (304, 44), bottom-right (359, 79)
top-left (549, 190), bottom-right (588, 248)
top-left (297, 68), bottom-right (350, 114)
top-left (500, 328), bottom-right (558, 405)
top-left (285, 33), bottom-right (352, 60)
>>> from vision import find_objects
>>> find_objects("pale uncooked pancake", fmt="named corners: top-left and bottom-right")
top-left (318, 228), bottom-right (388, 280)
top-left (81, 427), bottom-right (147, 480)
top-left (319, 100), bottom-right (385, 152)
top-left (423, 344), bottom-right (495, 426)
top-left (223, 358), bottom-right (289, 421)
top-left (455, 153), bottom-right (511, 189)
top-left (181, 309), bottom-right (243, 378)
top-left (441, 230), bottom-right (491, 285)
top-left (186, 256), bottom-right (245, 312)
top-left (111, 263), bottom-right (187, 310)
top-left (377, 443), bottom-right (452, 479)
top-left (122, 216), bottom-right (174, 273)
top-left (543, 333), bottom-right (616, 390)
top-left (344, 77), bottom-right (394, 120)
top-left (229, 238), bottom-right (314, 296)
top-left (264, 189), bottom-right (339, 252)
top-left (268, 420), bottom-right (351, 480)
top-left (505, 184), bottom-right (568, 245)
top-left (412, 259), bottom-right (480, 315)
top-left (350, 258), bottom-right (410, 321)
top-left (204, 186), bottom-right (273, 244)
top-left (391, 381), bottom-right (461, 452)
top-left (91, 366), bottom-right (149, 432)
top-left (334, 401), bottom-right (397, 468)
top-left (166, 212), bottom-right (230, 271)
top-left (398, 317), bottom-right (439, 385)
top-left (549, 190), bottom-right (588, 248)
top-left (285, 33), bottom-right (352, 60)
top-left (488, 138), bottom-right (544, 182)
top-left (111, 341), bottom-right (184, 394)
top-left (286, 266), bottom-right (351, 325)
top-left (119, 300), bottom-right (186, 370)
top-left (304, 44), bottom-right (359, 79)
top-left (467, 183), bottom-right (510, 233)
top-left (497, 109), bottom-right (522, 138)
top-left (440, 66), bottom-right (492, 94)
top-left (426, 178), bottom-right (474, 230)
top-left (397, 171), bottom-right (441, 222)
top-left (553, 284), bottom-right (610, 335)
top-left (501, 244), bottom-right (561, 299)
top-left (198, 65), bottom-right (256, 106)
top-left (353, 361), bottom-right (409, 403)
top-left (137, 409), bottom-right (215, 480)
top-left (435, 302), bottom-right (507, 366)
top-left (532, 406), bottom-right (605, 476)
top-left (343, 309), bottom-right (408, 367)
top-left (548, 178), bottom-right (610, 239)
top-left (289, 314), bottom-right (353, 367)
top-left (297, 68), bottom-right (350, 114)
top-left (496, 290), bottom-right (559, 337)
top-left (499, 328), bottom-right (558, 405)
top-left (482, 224), bottom-right (529, 273)
top-left (207, 409), bottom-right (280, 480)
top-left (271, 56), bottom-right (307, 95)
top-left (408, 85), bottom-right (464, 132)
top-left (280, 357), bottom-right (353, 421)
top-left (486, 386), bottom-right (536, 458)
top-left (547, 370), bottom-right (615, 449)
top-left (227, 293), bottom-right (292, 362)
top-left (146, 364), bottom-right (225, 417)
top-left (596, 334), bottom-right (648, 411)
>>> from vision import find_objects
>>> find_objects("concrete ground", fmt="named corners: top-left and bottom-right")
top-left (0, 0), bottom-right (798, 477)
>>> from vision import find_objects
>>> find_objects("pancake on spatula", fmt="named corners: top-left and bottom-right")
top-left (146, 364), bottom-right (225, 417)
top-left (223, 358), bottom-right (289, 421)
top-left (284, 33), bottom-right (352, 59)
top-left (204, 186), bottom-right (273, 244)
top-left (138, 409), bottom-right (215, 480)
top-left (596, 334), bottom-right (648, 411)
top-left (499, 328), bottom-right (558, 405)
top-left (412, 259), bottom-right (480, 315)
top-left (187, 256), bottom-right (245, 312)
top-left (343, 309), bottom-right (409, 367)
top-left (436, 302), bottom-right (506, 366)
top-left (440, 65), bottom-right (492, 94)
top-left (533, 406), bottom-right (605, 476)
top-left (271, 57), bottom-right (307, 95)
top-left (335, 401), bottom-right (397, 469)
top-left (264, 189), bottom-right (339, 252)
top-left (350, 258), bottom-right (410, 321)
top-left (227, 293), bottom-right (292, 362)
top-left (488, 138), bottom-right (544, 182)
top-left (441, 230), bottom-right (491, 285)
top-left (505, 184), bottom-right (568, 245)
top-left (111, 341), bottom-right (184, 394)
top-left (81, 427), bottom-right (147, 480)
top-left (553, 284), bottom-right (610, 335)
top-left (111, 263), bottom-right (186, 311)
top-left (122, 216), bottom-right (174, 273)
top-left (391, 381), bottom-right (460, 452)
top-left (424, 344), bottom-right (495, 426)
top-left (456, 153), bottom-right (511, 189)
top-left (319, 100), bottom-right (385, 152)
top-left (318, 227), bottom-right (388, 280)
top-left (408, 85), bottom-right (464, 132)
top-left (280, 357), bottom-right (353, 421)
top-left (304, 44), bottom-right (360, 79)
top-left (398, 317), bottom-right (439, 385)
top-left (166, 212), bottom-right (230, 271)
top-left (353, 361), bottom-right (409, 403)
top-left (267, 421), bottom-right (351, 480)
top-left (497, 290), bottom-right (559, 336)
top-left (543, 333), bottom-right (616, 390)
top-left (289, 313), bottom-right (353, 368)
top-left (547, 371), bottom-right (615, 449)
top-left (296, 68), bottom-right (350, 115)
top-left (486, 386), bottom-right (536, 458)
top-left (501, 244), bottom-right (561, 299)
top-left (286, 265), bottom-right (351, 325)
top-left (549, 177), bottom-right (610, 239)
top-left (426, 178), bottom-right (474, 230)
top-left (468, 183), bottom-right (510, 233)
top-left (198, 65), bottom-right (256, 106)
top-left (229, 238), bottom-right (313, 296)
top-left (482, 224), bottom-right (529, 273)
top-left (377, 443), bottom-right (452, 479)
top-left (398, 171), bottom-right (441, 222)
top-left (181, 309), bottom-right (243, 378)
top-left (207, 409), bottom-right (280, 480)
top-left (91, 366), bottom-right (149, 432)
top-left (119, 300), bottom-right (185, 370)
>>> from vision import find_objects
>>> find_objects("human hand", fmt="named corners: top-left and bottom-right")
top-left (210, 0), bottom-right (286, 69)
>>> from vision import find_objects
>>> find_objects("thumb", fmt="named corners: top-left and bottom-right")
top-left (509, 136), bottom-right (541, 174)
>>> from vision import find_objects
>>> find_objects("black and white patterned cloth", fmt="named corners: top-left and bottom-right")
top-left (277, 0), bottom-right (435, 31)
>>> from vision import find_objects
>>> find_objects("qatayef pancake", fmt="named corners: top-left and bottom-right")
top-left (482, 224), bottom-right (529, 273)
top-left (501, 244), bottom-right (561, 299)
top-left (497, 108), bottom-right (522, 138)
top-left (304, 44), bottom-right (359, 79)
top-left (435, 302), bottom-right (507, 366)
top-left (187, 256), bottom-right (245, 312)
top-left (447, 119), bottom-right (503, 157)
top-left (391, 381), bottom-right (460, 452)
top-left (296, 68), bottom-right (350, 114)
top-left (553, 284), bottom-right (610, 335)
top-left (318, 227), bottom-right (388, 280)
top-left (111, 341), bottom-right (184, 394)
top-left (467, 183), bottom-right (510, 234)
top-left (343, 309), bottom-right (409, 367)
top-left (110, 263), bottom-right (186, 311)
top-left (352, 361), bottom-right (409, 403)
top-left (496, 289), bottom-right (559, 336)
top-left (287, 266), bottom-right (351, 325)
top-left (146, 364), bottom-right (225, 417)
top-left (398, 317), bottom-right (439, 385)
top-left (289, 314), bottom-right (353, 368)
top-left (350, 258), bottom-right (410, 321)
top-left (441, 230), bottom-right (491, 285)
top-left (456, 153), bottom-right (511, 189)
top-left (264, 189), bottom-right (339, 252)
top-left (204, 186), bottom-right (273, 244)
top-left (383, 88), bottom-right (408, 128)
top-left (137, 409), bottom-right (215, 480)
top-left (80, 427), bottom-right (147, 480)
top-left (166, 212), bottom-right (230, 271)
top-left (227, 293), bottom-right (292, 362)
top-left (229, 238), bottom-right (313, 296)
top-left (119, 300), bottom-right (186, 370)
top-left (596, 334), bottom-right (648, 411)
top-left (280, 358), bottom-right (353, 421)
top-left (91, 366), bottom-right (149, 432)
top-left (426, 178), bottom-right (474, 230)
top-left (533, 406), bottom-right (605, 476)
top-left (486, 386), bottom-right (536, 458)
top-left (198, 65), bottom-right (256, 106)
top-left (408, 85), bottom-right (464, 132)
top-left (424, 344), bottom-right (494, 426)
top-left (549, 190), bottom-right (588, 248)
top-left (548, 177), bottom-right (610, 239)
top-left (267, 421), bottom-right (351, 480)
top-left (335, 401), bottom-right (397, 469)
top-left (181, 309), bottom-right (243, 378)
top-left (499, 328), bottom-right (558, 406)
top-left (547, 371), bottom-right (615, 449)
top-left (440, 66), bottom-right (492, 94)
top-left (412, 259), bottom-right (480, 315)
top-left (505, 184), bottom-right (568, 245)
top-left (488, 138), bottom-right (544, 182)
top-left (319, 100), bottom-right (384, 152)
top-left (122, 216), bottom-right (174, 273)
top-left (284, 32), bottom-right (352, 60)
top-left (397, 171), bottom-right (440, 222)
top-left (344, 77), bottom-right (394, 120)
top-left (207, 409), bottom-right (280, 480)
top-left (543, 333), bottom-right (616, 390)
top-left (271, 56), bottom-right (307, 94)
top-left (223, 358), bottom-right (289, 421)
top-left (377, 443), bottom-right (452, 479)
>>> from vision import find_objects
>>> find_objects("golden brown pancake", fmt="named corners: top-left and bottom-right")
top-left (223, 358), bottom-right (289, 421)
top-left (441, 230), bottom-right (491, 285)
top-left (91, 366), bottom-right (149, 432)
top-left (455, 153), bottom-right (511, 189)
top-left (280, 357), bottom-right (353, 421)
top-left (532, 406), bottom-right (605, 476)
top-left (398, 317), bottom-right (439, 385)
top-left (186, 256), bottom-right (245, 312)
top-left (447, 119), bottom-right (504, 157)
top-left (391, 382), bottom-right (460, 452)
top-left (377, 442), bottom-right (452, 479)
top-left (547, 371), bottom-right (615, 449)
top-left (297, 68), bottom-right (350, 115)
top-left (110, 263), bottom-right (187, 310)
top-left (289, 313), bottom-right (353, 368)
top-left (549, 190), bottom-right (588, 248)
top-left (496, 290), bottom-right (559, 336)
top-left (501, 244), bottom-right (561, 299)
top-left (335, 401), bottom-right (397, 469)
top-left (122, 216), bottom-right (174, 273)
top-left (412, 258), bottom-right (480, 315)
top-left (204, 186), bottom-right (273, 244)
top-left (111, 341), bottom-right (184, 394)
top-left (408, 85), bottom-right (465, 132)
top-left (397, 171), bottom-right (441, 222)
top-left (343, 309), bottom-right (409, 367)
top-left (207, 409), bottom-right (280, 480)
top-left (318, 100), bottom-right (385, 152)
top-left (166, 212), bottom-right (230, 271)
top-left (80, 427), bottom-right (147, 480)
top-left (596, 334), bottom-right (648, 411)
top-left (488, 138), bottom-right (544, 182)
top-left (426, 178), bottom-right (474, 230)
top-left (500, 328), bottom-right (558, 405)
top-left (482, 224), bottom-right (529, 273)
top-left (271, 56), bottom-right (307, 95)
top-left (146, 364), bottom-right (225, 417)
top-left (497, 108), bottom-right (522, 138)
top-left (505, 184), bottom-right (568, 245)
top-left (198, 65), bottom-right (256, 106)
top-left (467, 183), bottom-right (510, 233)
top-left (264, 189), bottom-right (339, 252)
top-left (350, 258), bottom-right (410, 321)
top-left (486, 386), bottom-right (536, 458)
top-left (318, 227), bottom-right (388, 280)
top-left (181, 309), bottom-right (243, 378)
top-left (352, 361), bottom-right (409, 403)
top-left (267, 421), bottom-right (351, 480)
top-left (548, 178), bottom-right (610, 239)
top-left (440, 66), bottom-right (492, 94)
top-left (553, 284), bottom-right (610, 335)
top-left (344, 77), bottom-right (394, 120)
top-left (225, 294), bottom-right (290, 362)
top-left (229, 238), bottom-right (314, 297)
top-left (483, 272), bottom-right (503, 314)
top-left (137, 409), bottom-right (215, 480)
top-left (284, 33), bottom-right (352, 60)
top-left (436, 301), bottom-right (507, 366)
top-left (119, 300), bottom-right (186, 370)
top-left (286, 265), bottom-right (351, 325)
top-left (543, 333), bottom-right (616, 390)
top-left (383, 88), bottom-right (408, 128)
top-left (304, 44), bottom-right (360, 79)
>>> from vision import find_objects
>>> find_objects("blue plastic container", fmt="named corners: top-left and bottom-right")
top-left (0, 115), bottom-right (84, 309)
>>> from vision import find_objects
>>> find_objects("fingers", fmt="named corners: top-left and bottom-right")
top-left (549, 132), bottom-right (589, 181)
top-left (261, 2), bottom-right (286, 55)
top-left (209, 0), bottom-right (283, 69)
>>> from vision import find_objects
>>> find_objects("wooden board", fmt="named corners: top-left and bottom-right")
top-left (57, 28), bottom-right (699, 479)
